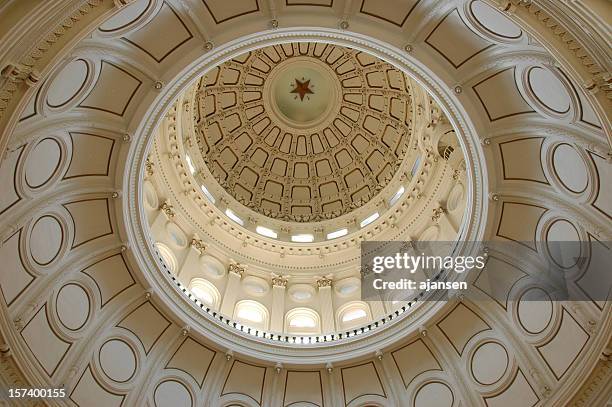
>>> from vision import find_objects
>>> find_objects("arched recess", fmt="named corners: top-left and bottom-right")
top-left (285, 308), bottom-right (321, 335)
top-left (233, 300), bottom-right (269, 331)
top-left (337, 302), bottom-right (372, 330)
top-left (188, 278), bottom-right (220, 310)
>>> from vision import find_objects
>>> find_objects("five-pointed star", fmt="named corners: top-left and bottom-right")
top-left (290, 78), bottom-right (314, 101)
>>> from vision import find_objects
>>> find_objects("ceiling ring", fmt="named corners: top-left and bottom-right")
top-left (124, 28), bottom-right (488, 364)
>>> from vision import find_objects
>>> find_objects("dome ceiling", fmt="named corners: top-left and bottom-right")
top-left (194, 43), bottom-right (414, 222)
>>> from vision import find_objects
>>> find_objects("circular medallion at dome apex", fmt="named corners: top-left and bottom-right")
top-left (194, 42), bottom-right (415, 223)
top-left (267, 56), bottom-right (341, 128)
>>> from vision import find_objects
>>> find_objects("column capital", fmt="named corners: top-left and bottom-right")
top-left (271, 275), bottom-right (288, 288)
top-left (316, 277), bottom-right (333, 288)
top-left (159, 200), bottom-right (175, 218)
top-left (190, 236), bottom-right (206, 253)
top-left (228, 262), bottom-right (246, 278)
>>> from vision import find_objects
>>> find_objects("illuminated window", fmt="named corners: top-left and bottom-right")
top-left (225, 208), bottom-right (244, 225)
top-left (360, 212), bottom-right (379, 228)
top-left (338, 302), bottom-right (371, 329)
top-left (389, 186), bottom-right (405, 206)
top-left (188, 278), bottom-right (220, 309)
top-left (234, 300), bottom-right (269, 330)
top-left (291, 234), bottom-right (314, 243)
top-left (256, 225), bottom-right (277, 239)
top-left (343, 309), bottom-right (367, 321)
top-left (185, 154), bottom-right (196, 174)
top-left (326, 228), bottom-right (347, 240)
top-left (155, 242), bottom-right (177, 274)
top-left (285, 308), bottom-right (320, 335)
top-left (200, 185), bottom-right (215, 203)
top-left (410, 156), bottom-right (421, 177)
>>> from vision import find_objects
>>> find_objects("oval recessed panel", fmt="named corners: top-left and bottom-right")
top-left (25, 138), bottom-right (62, 188)
top-left (334, 278), bottom-right (360, 297)
top-left (30, 216), bottom-right (63, 265)
top-left (553, 144), bottom-right (588, 193)
top-left (471, 342), bottom-right (509, 385)
top-left (99, 339), bottom-right (137, 382)
top-left (242, 276), bottom-right (269, 296)
top-left (528, 67), bottom-right (571, 114)
top-left (47, 59), bottom-right (89, 107)
top-left (143, 180), bottom-right (159, 209)
top-left (414, 382), bottom-right (453, 407)
top-left (447, 183), bottom-right (464, 212)
top-left (166, 222), bottom-right (187, 248)
top-left (200, 256), bottom-right (225, 278)
top-left (419, 226), bottom-right (439, 245)
top-left (546, 219), bottom-right (580, 268)
top-left (99, 0), bottom-right (150, 32)
top-left (56, 284), bottom-right (90, 330)
top-left (518, 287), bottom-right (553, 334)
top-left (470, 0), bottom-right (522, 39)
top-left (288, 284), bottom-right (315, 302)
top-left (154, 380), bottom-right (192, 407)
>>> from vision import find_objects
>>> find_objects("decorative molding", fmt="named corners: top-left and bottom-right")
top-left (159, 200), bottom-right (175, 218)
top-left (316, 277), bottom-right (332, 288)
top-left (431, 206), bottom-right (446, 222)
top-left (0, 0), bottom-right (104, 121)
top-left (228, 262), bottom-right (246, 278)
top-left (271, 275), bottom-right (288, 288)
top-left (190, 236), bottom-right (206, 253)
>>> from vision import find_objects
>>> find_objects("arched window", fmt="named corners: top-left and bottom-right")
top-left (155, 242), bottom-right (177, 274)
top-left (337, 301), bottom-right (371, 330)
top-left (285, 308), bottom-right (321, 335)
top-left (233, 300), bottom-right (269, 331)
top-left (188, 278), bottom-right (220, 310)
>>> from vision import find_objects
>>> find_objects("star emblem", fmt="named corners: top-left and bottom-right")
top-left (290, 78), bottom-right (314, 101)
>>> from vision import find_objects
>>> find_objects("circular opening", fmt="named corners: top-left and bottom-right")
top-left (134, 33), bottom-right (479, 354)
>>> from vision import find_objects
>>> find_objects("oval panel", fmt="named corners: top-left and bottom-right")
top-left (546, 219), bottom-right (580, 268)
top-left (471, 342), bottom-right (509, 385)
top-left (166, 222), bottom-right (187, 248)
top-left (288, 284), bottom-right (315, 302)
top-left (99, 0), bottom-right (150, 32)
top-left (47, 59), bottom-right (89, 107)
top-left (528, 67), bottom-right (571, 114)
top-left (143, 180), bottom-right (159, 209)
top-left (419, 226), bottom-right (439, 245)
top-left (56, 284), bottom-right (90, 330)
top-left (242, 276), bottom-right (269, 296)
top-left (200, 255), bottom-right (225, 278)
top-left (154, 380), bottom-right (192, 407)
top-left (25, 138), bottom-right (62, 188)
top-left (414, 381), bottom-right (453, 407)
top-left (99, 339), bottom-right (137, 382)
top-left (447, 183), bottom-right (464, 212)
top-left (553, 144), bottom-right (588, 193)
top-left (30, 215), bottom-right (63, 265)
top-left (334, 277), bottom-right (360, 297)
top-left (517, 287), bottom-right (553, 334)
top-left (470, 0), bottom-right (522, 39)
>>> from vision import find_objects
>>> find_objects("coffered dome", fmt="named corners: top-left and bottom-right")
top-left (193, 43), bottom-right (415, 222)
